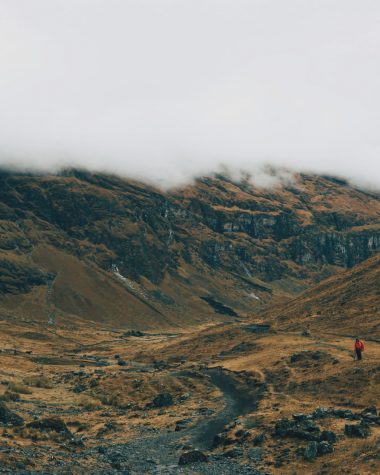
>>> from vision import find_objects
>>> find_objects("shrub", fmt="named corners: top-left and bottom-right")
top-left (7, 382), bottom-right (32, 395)
top-left (0, 390), bottom-right (20, 402)
top-left (23, 375), bottom-right (53, 389)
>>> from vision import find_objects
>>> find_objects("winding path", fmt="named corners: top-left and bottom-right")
top-left (103, 367), bottom-right (265, 474)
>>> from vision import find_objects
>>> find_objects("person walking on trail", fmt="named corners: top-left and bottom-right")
top-left (354, 338), bottom-right (365, 360)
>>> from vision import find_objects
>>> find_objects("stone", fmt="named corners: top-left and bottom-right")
top-left (123, 330), bottom-right (145, 337)
top-left (332, 409), bottom-right (359, 420)
top-left (179, 393), bottom-right (190, 402)
top-left (319, 430), bottom-right (337, 443)
top-left (248, 447), bottom-right (264, 461)
top-left (152, 392), bottom-right (173, 408)
top-left (312, 407), bottom-right (331, 419)
top-left (292, 413), bottom-right (311, 422)
top-left (275, 418), bottom-right (293, 437)
top-left (213, 433), bottom-right (228, 447)
top-left (178, 450), bottom-right (208, 465)
top-left (117, 360), bottom-right (127, 366)
top-left (27, 417), bottom-right (72, 437)
top-left (0, 402), bottom-right (24, 426)
top-left (223, 447), bottom-right (243, 458)
top-left (304, 441), bottom-right (318, 461)
top-left (275, 418), bottom-right (320, 441)
top-left (253, 432), bottom-right (266, 445)
top-left (361, 406), bottom-right (377, 416)
top-left (317, 441), bottom-right (334, 455)
top-left (344, 423), bottom-right (370, 438)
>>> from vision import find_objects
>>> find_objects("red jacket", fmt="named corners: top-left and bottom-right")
top-left (355, 340), bottom-right (364, 351)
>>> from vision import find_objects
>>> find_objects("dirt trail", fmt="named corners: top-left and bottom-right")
top-left (189, 367), bottom-right (260, 449)
top-left (108, 367), bottom-right (265, 474)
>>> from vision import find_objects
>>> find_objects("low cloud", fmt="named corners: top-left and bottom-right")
top-left (0, 1), bottom-right (379, 189)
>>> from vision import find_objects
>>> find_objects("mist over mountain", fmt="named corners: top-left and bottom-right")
top-left (1, 1), bottom-right (380, 187)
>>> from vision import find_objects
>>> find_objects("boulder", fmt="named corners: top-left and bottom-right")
top-left (292, 413), bottom-right (311, 422)
top-left (27, 417), bottom-right (72, 437)
top-left (312, 407), bottom-right (331, 419)
top-left (152, 392), bottom-right (173, 408)
top-left (332, 409), bottom-right (360, 420)
top-left (317, 441), bottom-right (334, 455)
top-left (304, 441), bottom-right (318, 461)
top-left (319, 430), bottom-right (337, 443)
top-left (248, 447), bottom-right (264, 461)
top-left (361, 406), bottom-right (377, 416)
top-left (123, 330), bottom-right (145, 337)
top-left (253, 432), bottom-right (266, 446)
top-left (178, 450), bottom-right (208, 465)
top-left (0, 402), bottom-right (24, 426)
top-left (275, 418), bottom-right (293, 437)
top-left (223, 447), bottom-right (243, 458)
top-left (344, 423), bottom-right (370, 438)
top-left (213, 432), bottom-right (234, 447)
top-left (275, 418), bottom-right (320, 441)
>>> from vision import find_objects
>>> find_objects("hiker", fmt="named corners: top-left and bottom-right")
top-left (354, 338), bottom-right (365, 360)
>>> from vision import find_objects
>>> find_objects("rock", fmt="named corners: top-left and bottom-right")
top-left (275, 418), bottom-right (293, 437)
top-left (253, 432), bottom-right (266, 446)
top-left (292, 413), bottom-right (311, 422)
top-left (312, 407), bottom-right (331, 419)
top-left (317, 441), bottom-right (334, 455)
top-left (304, 441), bottom-right (318, 461)
top-left (212, 432), bottom-right (234, 447)
top-left (117, 359), bottom-right (127, 366)
top-left (0, 402), bottom-right (24, 426)
top-left (248, 447), bottom-right (264, 461)
top-left (275, 418), bottom-right (320, 441)
top-left (344, 423), bottom-right (370, 438)
top-left (153, 360), bottom-right (168, 370)
top-left (27, 417), bottom-right (72, 437)
top-left (72, 384), bottom-right (86, 393)
top-left (361, 406), bottom-right (377, 416)
top-left (179, 392), bottom-right (190, 402)
top-left (223, 447), bottom-right (243, 458)
top-left (319, 430), bottom-right (337, 443)
top-left (178, 450), bottom-right (208, 465)
top-left (213, 433), bottom-right (227, 447)
top-left (301, 330), bottom-right (311, 336)
top-left (123, 330), bottom-right (145, 337)
top-left (152, 392), bottom-right (173, 408)
top-left (242, 324), bottom-right (271, 334)
top-left (332, 409), bottom-right (360, 420)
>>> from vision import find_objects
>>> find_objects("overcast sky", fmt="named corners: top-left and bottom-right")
top-left (0, 1), bottom-right (379, 187)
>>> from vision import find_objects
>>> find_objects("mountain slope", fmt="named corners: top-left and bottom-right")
top-left (0, 169), bottom-right (379, 328)
top-left (264, 253), bottom-right (380, 337)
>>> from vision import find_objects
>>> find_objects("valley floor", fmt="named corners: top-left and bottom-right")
top-left (0, 314), bottom-right (379, 474)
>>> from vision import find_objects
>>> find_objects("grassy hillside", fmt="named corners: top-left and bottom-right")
top-left (0, 169), bottom-right (379, 328)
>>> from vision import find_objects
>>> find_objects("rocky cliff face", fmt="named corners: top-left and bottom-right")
top-left (0, 169), bottom-right (379, 327)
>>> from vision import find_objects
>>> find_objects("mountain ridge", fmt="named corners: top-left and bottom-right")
top-left (0, 169), bottom-right (379, 328)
